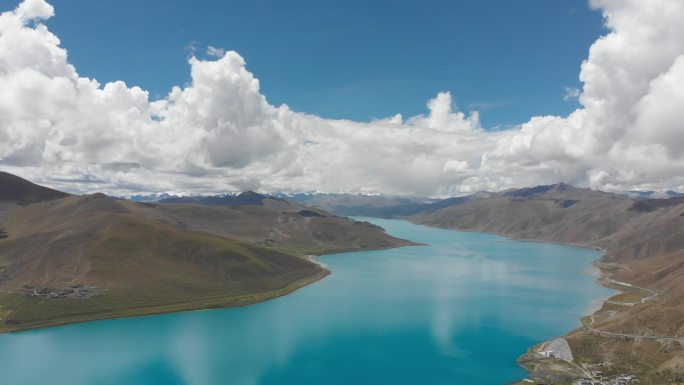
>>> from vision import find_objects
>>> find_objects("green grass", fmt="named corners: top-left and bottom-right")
top-left (0, 215), bottom-right (331, 333)
top-left (0, 269), bottom-right (329, 333)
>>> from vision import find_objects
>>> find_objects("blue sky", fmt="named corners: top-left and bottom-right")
top-left (46, 0), bottom-right (604, 129)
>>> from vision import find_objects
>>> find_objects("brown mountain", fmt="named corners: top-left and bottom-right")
top-left (0, 172), bottom-right (70, 206)
top-left (0, 174), bottom-right (411, 332)
top-left (409, 184), bottom-right (684, 381)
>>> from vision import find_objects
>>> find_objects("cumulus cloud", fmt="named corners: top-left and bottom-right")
top-left (15, 0), bottom-right (53, 20)
top-left (406, 92), bottom-right (481, 133)
top-left (480, 0), bottom-right (684, 193)
top-left (0, 0), bottom-right (683, 196)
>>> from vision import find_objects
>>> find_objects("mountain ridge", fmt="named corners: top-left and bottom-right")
top-left (0, 172), bottom-right (70, 206)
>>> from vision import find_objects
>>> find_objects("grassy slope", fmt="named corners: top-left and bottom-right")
top-left (0, 271), bottom-right (329, 333)
top-left (0, 192), bottom-right (412, 333)
top-left (0, 214), bottom-right (328, 331)
top-left (0, 211), bottom-right (327, 332)
top-left (0, 171), bottom-right (69, 206)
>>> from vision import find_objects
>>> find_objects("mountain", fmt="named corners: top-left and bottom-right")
top-left (134, 191), bottom-right (490, 219)
top-left (125, 192), bottom-right (178, 202)
top-left (625, 190), bottom-right (684, 199)
top-left (411, 183), bottom-right (634, 245)
top-left (0, 174), bottom-right (411, 332)
top-left (284, 193), bottom-right (432, 217)
top-left (160, 190), bottom-right (274, 205)
top-left (144, 197), bottom-right (411, 255)
top-left (284, 192), bottom-right (494, 218)
top-left (408, 183), bottom-right (684, 380)
top-left (0, 172), bottom-right (70, 206)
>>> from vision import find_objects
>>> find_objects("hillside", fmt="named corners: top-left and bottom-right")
top-left (0, 175), bottom-right (411, 332)
top-left (0, 172), bottom-right (70, 206)
top-left (286, 192), bottom-right (492, 218)
top-left (409, 184), bottom-right (684, 381)
top-left (411, 184), bottom-right (636, 246)
top-left (409, 184), bottom-right (684, 265)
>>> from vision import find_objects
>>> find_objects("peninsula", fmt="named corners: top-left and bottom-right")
top-left (0, 172), bottom-right (412, 332)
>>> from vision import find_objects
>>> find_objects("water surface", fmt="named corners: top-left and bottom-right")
top-left (0, 218), bottom-right (612, 385)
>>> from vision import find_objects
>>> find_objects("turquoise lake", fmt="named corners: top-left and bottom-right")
top-left (0, 218), bottom-right (613, 385)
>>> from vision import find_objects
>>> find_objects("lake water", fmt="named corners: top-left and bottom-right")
top-left (0, 218), bottom-right (613, 385)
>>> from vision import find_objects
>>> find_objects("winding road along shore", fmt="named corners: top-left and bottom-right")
top-left (583, 279), bottom-right (684, 343)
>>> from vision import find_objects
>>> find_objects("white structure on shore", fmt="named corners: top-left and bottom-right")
top-left (541, 338), bottom-right (574, 362)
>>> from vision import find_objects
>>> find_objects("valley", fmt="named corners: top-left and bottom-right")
top-left (407, 185), bottom-right (684, 382)
top-left (2, 171), bottom-right (683, 383)
top-left (298, 184), bottom-right (684, 382)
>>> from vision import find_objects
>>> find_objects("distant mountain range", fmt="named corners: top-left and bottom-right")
top-left (126, 192), bottom-right (178, 202)
top-left (124, 187), bottom-right (684, 219)
top-left (159, 190), bottom-right (286, 207)
top-left (625, 190), bottom-right (684, 199)
top-left (295, 192), bottom-right (502, 218)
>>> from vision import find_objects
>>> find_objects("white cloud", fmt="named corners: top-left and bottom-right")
top-left (0, 0), bottom-right (683, 196)
top-left (206, 46), bottom-right (225, 58)
top-left (406, 92), bottom-right (481, 133)
top-left (15, 0), bottom-right (53, 20)
top-left (478, 0), bottom-right (684, 193)
top-left (563, 87), bottom-right (580, 101)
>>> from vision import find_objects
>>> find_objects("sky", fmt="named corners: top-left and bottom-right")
top-left (0, 0), bottom-right (683, 197)
top-left (44, 0), bottom-right (604, 128)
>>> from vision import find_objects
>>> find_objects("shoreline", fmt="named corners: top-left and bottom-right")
top-left (0, 268), bottom-right (331, 335)
top-left (514, 258), bottom-right (668, 384)
top-left (0, 240), bottom-right (415, 335)
top-left (403, 219), bottom-right (658, 383)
